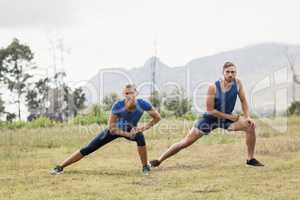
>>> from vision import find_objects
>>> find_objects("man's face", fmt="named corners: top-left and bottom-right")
top-left (123, 87), bottom-right (137, 108)
top-left (223, 66), bottom-right (237, 82)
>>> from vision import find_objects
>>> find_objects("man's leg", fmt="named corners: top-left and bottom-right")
top-left (124, 132), bottom-right (150, 174)
top-left (134, 133), bottom-right (148, 167)
top-left (60, 150), bottom-right (84, 168)
top-left (137, 146), bottom-right (148, 166)
top-left (57, 129), bottom-right (119, 170)
top-left (227, 117), bottom-right (255, 160)
top-left (151, 127), bottom-right (203, 166)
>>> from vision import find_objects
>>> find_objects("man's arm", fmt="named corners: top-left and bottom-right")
top-left (206, 84), bottom-right (239, 122)
top-left (237, 79), bottom-right (250, 118)
top-left (108, 113), bottom-right (130, 137)
top-left (237, 79), bottom-right (255, 127)
top-left (135, 109), bottom-right (161, 133)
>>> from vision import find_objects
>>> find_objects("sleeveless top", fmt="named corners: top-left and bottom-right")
top-left (203, 79), bottom-right (238, 119)
top-left (111, 98), bottom-right (153, 130)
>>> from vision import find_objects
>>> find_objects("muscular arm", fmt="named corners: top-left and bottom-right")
top-left (137, 109), bottom-right (161, 132)
top-left (206, 84), bottom-right (239, 122)
top-left (108, 113), bottom-right (130, 137)
top-left (237, 79), bottom-right (250, 118)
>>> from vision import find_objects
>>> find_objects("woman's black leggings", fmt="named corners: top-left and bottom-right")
top-left (79, 128), bottom-right (146, 156)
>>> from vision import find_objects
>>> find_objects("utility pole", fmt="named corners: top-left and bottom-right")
top-left (150, 40), bottom-right (160, 109)
top-left (48, 33), bottom-right (69, 121)
top-left (151, 40), bottom-right (157, 96)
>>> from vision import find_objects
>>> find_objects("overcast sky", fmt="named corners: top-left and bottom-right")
top-left (0, 0), bottom-right (299, 83)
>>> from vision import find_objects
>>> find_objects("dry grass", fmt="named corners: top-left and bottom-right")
top-left (1, 117), bottom-right (300, 200)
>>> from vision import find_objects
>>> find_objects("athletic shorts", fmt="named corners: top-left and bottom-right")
top-left (79, 128), bottom-right (146, 156)
top-left (194, 117), bottom-right (234, 135)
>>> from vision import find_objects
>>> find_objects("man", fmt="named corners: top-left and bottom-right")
top-left (150, 61), bottom-right (264, 168)
top-left (51, 84), bottom-right (161, 175)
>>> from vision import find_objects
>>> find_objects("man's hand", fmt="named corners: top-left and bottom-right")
top-left (127, 127), bottom-right (140, 139)
top-left (229, 114), bottom-right (240, 122)
top-left (128, 126), bottom-right (147, 139)
top-left (245, 117), bottom-right (256, 129)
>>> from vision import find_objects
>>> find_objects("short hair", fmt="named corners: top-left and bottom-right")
top-left (124, 84), bottom-right (137, 91)
top-left (223, 61), bottom-right (235, 70)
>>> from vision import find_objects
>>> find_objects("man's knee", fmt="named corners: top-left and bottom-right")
top-left (179, 128), bottom-right (201, 149)
top-left (135, 133), bottom-right (146, 146)
top-left (79, 129), bottom-right (117, 156)
top-left (79, 145), bottom-right (96, 156)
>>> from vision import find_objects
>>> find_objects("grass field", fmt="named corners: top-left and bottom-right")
top-left (1, 117), bottom-right (300, 200)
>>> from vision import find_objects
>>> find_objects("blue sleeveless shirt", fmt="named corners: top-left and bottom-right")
top-left (204, 79), bottom-right (238, 119)
top-left (111, 98), bottom-right (153, 131)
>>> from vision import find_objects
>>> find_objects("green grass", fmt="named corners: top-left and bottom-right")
top-left (1, 117), bottom-right (300, 200)
top-left (0, 114), bottom-right (109, 129)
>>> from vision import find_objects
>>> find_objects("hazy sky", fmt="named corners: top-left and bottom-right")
top-left (0, 0), bottom-right (299, 83)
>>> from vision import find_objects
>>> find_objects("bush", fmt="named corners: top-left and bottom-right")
top-left (0, 117), bottom-right (57, 129)
top-left (159, 109), bottom-right (174, 119)
top-left (180, 112), bottom-right (198, 121)
top-left (70, 113), bottom-right (108, 125)
top-left (2, 121), bottom-right (27, 129)
top-left (288, 101), bottom-right (300, 115)
top-left (26, 117), bottom-right (56, 128)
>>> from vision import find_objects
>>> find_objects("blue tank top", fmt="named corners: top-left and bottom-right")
top-left (111, 98), bottom-right (153, 131)
top-left (203, 79), bottom-right (238, 119)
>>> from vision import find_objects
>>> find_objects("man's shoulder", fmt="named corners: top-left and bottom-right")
top-left (136, 98), bottom-right (153, 111)
top-left (235, 78), bottom-right (242, 84)
top-left (235, 78), bottom-right (242, 91)
top-left (136, 98), bottom-right (151, 106)
top-left (137, 98), bottom-right (149, 103)
top-left (208, 82), bottom-right (217, 91)
top-left (112, 99), bottom-right (124, 110)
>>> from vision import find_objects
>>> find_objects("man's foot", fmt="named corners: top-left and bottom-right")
top-left (149, 160), bottom-right (161, 168)
top-left (142, 164), bottom-right (151, 175)
top-left (246, 158), bottom-right (264, 167)
top-left (50, 165), bottom-right (64, 175)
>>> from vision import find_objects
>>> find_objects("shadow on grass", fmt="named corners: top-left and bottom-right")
top-left (155, 163), bottom-right (212, 172)
top-left (192, 189), bottom-right (221, 193)
top-left (66, 169), bottom-right (137, 177)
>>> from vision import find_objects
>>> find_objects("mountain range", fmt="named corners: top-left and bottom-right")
top-left (84, 43), bottom-right (300, 115)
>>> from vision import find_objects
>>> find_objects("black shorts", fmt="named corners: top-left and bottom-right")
top-left (194, 117), bottom-right (233, 135)
top-left (80, 128), bottom-right (146, 156)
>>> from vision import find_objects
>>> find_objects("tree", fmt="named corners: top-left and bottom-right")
top-left (25, 89), bottom-right (39, 114)
top-left (0, 48), bottom-right (8, 83)
top-left (6, 112), bottom-right (16, 122)
top-left (288, 101), bottom-right (300, 115)
top-left (36, 72), bottom-right (86, 121)
top-left (102, 92), bottom-right (119, 111)
top-left (61, 83), bottom-right (86, 119)
top-left (284, 47), bottom-right (300, 100)
top-left (163, 87), bottom-right (192, 117)
top-left (52, 72), bottom-right (66, 117)
top-left (91, 104), bottom-right (102, 116)
top-left (0, 94), bottom-right (5, 117)
top-left (25, 77), bottom-right (50, 120)
top-left (0, 38), bottom-right (34, 120)
top-left (0, 49), bottom-right (8, 120)
top-left (71, 87), bottom-right (86, 116)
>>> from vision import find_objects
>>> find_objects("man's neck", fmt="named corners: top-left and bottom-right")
top-left (125, 101), bottom-right (137, 111)
top-left (222, 79), bottom-right (233, 87)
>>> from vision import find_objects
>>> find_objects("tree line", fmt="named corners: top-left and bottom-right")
top-left (0, 38), bottom-right (85, 122)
